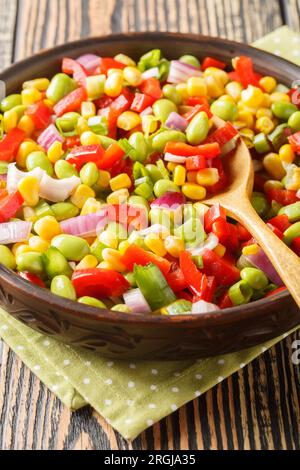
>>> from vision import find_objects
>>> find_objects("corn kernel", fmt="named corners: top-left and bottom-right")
top-left (117, 111), bottom-right (141, 131)
top-left (204, 68), bottom-right (229, 85)
top-left (97, 261), bottom-right (115, 270)
top-left (204, 75), bottom-right (224, 98)
top-left (279, 144), bottom-right (295, 164)
top-left (106, 189), bottom-right (129, 204)
top-left (70, 184), bottom-right (95, 209)
top-left (12, 242), bottom-right (28, 256)
top-left (186, 171), bottom-right (197, 183)
top-left (15, 245), bottom-right (34, 256)
top-left (3, 110), bottom-right (18, 133)
top-left (47, 141), bottom-right (63, 163)
top-left (23, 206), bottom-right (37, 222)
top-left (86, 75), bottom-right (106, 100)
top-left (104, 72), bottom-right (123, 97)
top-left (237, 110), bottom-right (254, 129)
top-left (81, 101), bottom-right (96, 119)
top-left (264, 179), bottom-right (283, 192)
top-left (255, 116), bottom-right (275, 134)
top-left (242, 244), bottom-right (259, 255)
top-left (167, 162), bottom-right (177, 172)
top-left (28, 236), bottom-right (50, 253)
top-left (16, 140), bottom-right (40, 168)
top-left (142, 115), bottom-right (158, 135)
top-left (76, 116), bottom-right (90, 135)
top-left (110, 173), bottom-right (132, 191)
top-left (21, 88), bottom-right (42, 105)
top-left (43, 99), bottom-right (54, 110)
top-left (123, 66), bottom-right (142, 87)
top-left (173, 165), bottom-right (186, 186)
top-left (187, 77), bottom-right (207, 97)
top-left (118, 240), bottom-right (130, 254)
top-left (80, 197), bottom-right (102, 215)
top-left (270, 91), bottom-right (290, 103)
top-left (96, 170), bottom-right (110, 189)
top-left (98, 230), bottom-right (118, 249)
top-left (285, 167), bottom-right (300, 190)
top-left (196, 168), bottom-right (219, 186)
top-left (34, 216), bottom-right (61, 240)
top-left (214, 243), bottom-right (226, 257)
top-left (107, 68), bottom-right (124, 77)
top-left (259, 76), bottom-right (277, 93)
top-left (263, 153), bottom-right (286, 180)
top-left (18, 175), bottom-right (40, 207)
top-left (114, 53), bottom-right (136, 66)
top-left (18, 115), bottom-right (35, 137)
top-left (261, 93), bottom-right (272, 108)
top-left (102, 248), bottom-right (126, 272)
top-left (23, 78), bottom-right (50, 91)
top-left (176, 83), bottom-right (189, 101)
top-left (76, 254), bottom-right (98, 270)
top-left (144, 233), bottom-right (167, 257)
top-left (164, 235), bottom-right (185, 258)
top-left (225, 81), bottom-right (243, 101)
top-left (80, 131), bottom-right (101, 146)
top-left (239, 128), bottom-right (255, 140)
top-left (256, 107), bottom-right (273, 119)
top-left (182, 183), bottom-right (206, 200)
top-left (241, 85), bottom-right (264, 108)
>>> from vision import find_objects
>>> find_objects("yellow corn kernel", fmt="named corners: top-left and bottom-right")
top-left (3, 110), bottom-right (18, 133)
top-left (167, 162), bottom-right (177, 172)
top-left (70, 184), bottom-right (96, 209)
top-left (43, 99), bottom-right (54, 110)
top-left (16, 140), bottom-right (40, 168)
top-left (204, 75), bottom-right (224, 98)
top-left (118, 240), bottom-right (130, 254)
top-left (96, 170), bottom-right (110, 190)
top-left (76, 116), bottom-right (90, 135)
top-left (237, 110), bottom-right (254, 129)
top-left (34, 216), bottom-right (61, 240)
top-left (107, 68), bottom-right (124, 78)
top-left (164, 235), bottom-right (185, 258)
top-left (18, 176), bottom-right (40, 207)
top-left (240, 128), bottom-right (255, 140)
top-left (173, 165), bottom-right (186, 186)
top-left (187, 77), bottom-right (207, 97)
top-left (242, 244), bottom-right (259, 255)
top-left (182, 183), bottom-right (206, 200)
top-left (214, 243), bottom-right (226, 257)
top-left (12, 242), bottom-right (28, 256)
top-left (106, 189), bottom-right (129, 204)
top-left (23, 78), bottom-right (50, 91)
top-left (241, 85), bottom-right (264, 108)
top-left (186, 170), bottom-right (198, 183)
top-left (176, 83), bottom-right (189, 101)
top-left (117, 111), bottom-right (141, 131)
top-left (286, 167), bottom-right (300, 190)
top-left (114, 53), bottom-right (136, 66)
top-left (218, 94), bottom-right (236, 104)
top-left (81, 101), bottom-right (96, 119)
top-left (279, 144), bottom-right (295, 164)
top-left (98, 230), bottom-right (118, 249)
top-left (18, 115), bottom-right (35, 137)
top-left (15, 245), bottom-right (34, 256)
top-left (259, 76), bottom-right (277, 94)
top-left (255, 116), bottom-right (275, 134)
top-left (263, 180), bottom-right (283, 192)
top-left (225, 81), bottom-right (243, 102)
top-left (142, 115), bottom-right (158, 135)
top-left (204, 67), bottom-right (229, 85)
top-left (76, 254), bottom-right (98, 270)
top-left (80, 197), bottom-right (102, 215)
top-left (270, 91), bottom-right (290, 103)
top-left (110, 173), bottom-right (132, 191)
top-left (104, 72), bottom-right (123, 97)
top-left (28, 236), bottom-right (50, 253)
top-left (97, 261), bottom-right (115, 270)
top-left (261, 93), bottom-right (272, 108)
top-left (23, 206), bottom-right (37, 222)
top-left (80, 130), bottom-right (101, 146)
top-left (102, 248), bottom-right (126, 272)
top-left (196, 168), bottom-right (219, 187)
top-left (263, 153), bottom-right (286, 180)
top-left (21, 88), bottom-right (42, 105)
top-left (47, 141), bottom-right (63, 163)
top-left (123, 66), bottom-right (142, 87)
top-left (256, 107), bottom-right (273, 119)
top-left (144, 233), bottom-right (167, 257)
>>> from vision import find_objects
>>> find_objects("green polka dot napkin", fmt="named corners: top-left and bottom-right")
top-left (0, 27), bottom-right (300, 441)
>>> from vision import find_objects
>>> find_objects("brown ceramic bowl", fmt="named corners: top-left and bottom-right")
top-left (0, 32), bottom-right (299, 360)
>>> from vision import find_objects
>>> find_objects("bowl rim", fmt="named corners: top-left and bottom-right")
top-left (0, 31), bottom-right (297, 327)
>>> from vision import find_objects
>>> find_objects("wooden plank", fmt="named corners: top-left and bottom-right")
top-left (1, 0), bottom-right (300, 450)
top-left (281, 0), bottom-right (300, 30)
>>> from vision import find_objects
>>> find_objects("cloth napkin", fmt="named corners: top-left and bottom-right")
top-left (0, 27), bottom-right (300, 441)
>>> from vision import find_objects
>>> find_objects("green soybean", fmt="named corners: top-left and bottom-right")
top-left (46, 73), bottom-right (77, 103)
top-left (153, 99), bottom-right (177, 123)
top-left (271, 102), bottom-right (298, 121)
top-left (278, 201), bottom-right (300, 222)
top-left (51, 202), bottom-right (79, 221)
top-left (26, 151), bottom-right (54, 176)
top-left (253, 133), bottom-right (271, 154)
top-left (111, 304), bottom-right (132, 313)
top-left (78, 296), bottom-right (106, 308)
top-left (251, 192), bottom-right (270, 217)
top-left (16, 252), bottom-right (44, 275)
top-left (228, 280), bottom-right (253, 306)
top-left (283, 221), bottom-right (300, 245)
top-left (288, 111), bottom-right (300, 132)
top-left (128, 132), bottom-right (148, 162)
top-left (186, 111), bottom-right (209, 145)
top-left (0, 161), bottom-right (9, 175)
top-left (42, 246), bottom-right (72, 279)
top-left (162, 84), bottom-right (182, 105)
top-left (11, 105), bottom-right (27, 119)
top-left (51, 234), bottom-right (90, 261)
top-left (211, 99), bottom-right (238, 122)
top-left (56, 112), bottom-right (80, 133)
top-left (80, 162), bottom-right (99, 187)
top-left (145, 164), bottom-right (163, 183)
top-left (240, 267), bottom-right (268, 290)
top-left (0, 94), bottom-right (22, 113)
top-left (179, 54), bottom-right (200, 68)
top-left (50, 275), bottom-right (76, 300)
top-left (55, 160), bottom-right (79, 179)
top-left (152, 130), bottom-right (186, 153)
top-left (153, 179), bottom-right (180, 198)
top-left (0, 245), bottom-right (16, 270)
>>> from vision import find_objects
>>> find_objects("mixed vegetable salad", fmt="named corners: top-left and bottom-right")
top-left (0, 49), bottom-right (299, 315)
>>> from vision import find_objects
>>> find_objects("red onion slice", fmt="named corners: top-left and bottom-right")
top-left (167, 60), bottom-right (202, 84)
top-left (60, 210), bottom-right (108, 237)
top-left (76, 54), bottom-right (100, 73)
top-left (244, 248), bottom-right (284, 286)
top-left (165, 112), bottom-right (188, 131)
top-left (192, 300), bottom-right (220, 313)
top-left (123, 288), bottom-right (151, 313)
top-left (37, 124), bottom-right (65, 151)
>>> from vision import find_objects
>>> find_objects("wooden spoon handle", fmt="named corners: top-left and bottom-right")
top-left (227, 198), bottom-right (300, 308)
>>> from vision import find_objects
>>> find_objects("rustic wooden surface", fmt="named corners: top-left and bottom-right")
top-left (0, 0), bottom-right (300, 450)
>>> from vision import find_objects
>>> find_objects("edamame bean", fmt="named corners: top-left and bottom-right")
top-left (16, 252), bottom-right (44, 275)
top-left (78, 296), bottom-right (106, 308)
top-left (145, 164), bottom-right (163, 182)
top-left (179, 55), bottom-right (200, 68)
top-left (283, 221), bottom-right (300, 245)
top-left (271, 102), bottom-right (298, 121)
top-left (288, 111), bottom-right (300, 132)
top-left (80, 162), bottom-right (99, 187)
top-left (153, 179), bottom-right (180, 198)
top-left (55, 160), bottom-right (79, 179)
top-left (152, 130), bottom-right (186, 152)
top-left (50, 275), bottom-right (76, 300)
top-left (128, 132), bottom-right (148, 162)
top-left (51, 202), bottom-right (79, 221)
top-left (42, 246), bottom-right (72, 279)
top-left (46, 73), bottom-right (77, 103)
top-left (153, 99), bottom-right (177, 123)
top-left (0, 161), bottom-right (8, 175)
top-left (56, 112), bottom-right (80, 133)
top-left (211, 99), bottom-right (238, 121)
top-left (111, 304), bottom-right (132, 313)
top-left (11, 105), bottom-right (27, 119)
top-left (0, 94), bottom-right (22, 113)
top-left (240, 267), bottom-right (268, 290)
top-left (0, 245), bottom-right (16, 270)
top-left (51, 234), bottom-right (90, 261)
top-left (251, 192), bottom-right (270, 217)
top-left (26, 151), bottom-right (54, 176)
top-left (278, 201), bottom-right (300, 222)
top-left (186, 111), bottom-right (209, 145)
top-left (162, 84), bottom-right (182, 105)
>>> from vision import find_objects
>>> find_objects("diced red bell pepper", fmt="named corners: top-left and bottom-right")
top-left (164, 141), bottom-right (220, 158)
top-left (109, 155), bottom-right (133, 179)
top-left (264, 286), bottom-right (287, 298)
top-left (111, 88), bottom-right (134, 114)
top-left (211, 219), bottom-right (230, 244)
top-left (95, 95), bottom-right (114, 109)
top-left (121, 244), bottom-right (171, 277)
top-left (66, 144), bottom-right (105, 170)
top-left (177, 290), bottom-right (193, 302)
top-left (19, 271), bottom-right (46, 288)
top-left (64, 136), bottom-right (81, 150)
top-left (227, 71), bottom-right (241, 82)
top-left (25, 101), bottom-right (51, 129)
top-left (62, 57), bottom-right (88, 87)
top-left (130, 93), bottom-right (155, 113)
top-left (53, 87), bottom-right (87, 117)
top-left (266, 223), bottom-right (284, 240)
top-left (268, 214), bottom-right (291, 233)
top-left (183, 103), bottom-right (212, 121)
top-left (193, 275), bottom-right (217, 303)
top-left (98, 142), bottom-right (125, 170)
top-left (236, 223), bottom-right (252, 241)
top-left (186, 155), bottom-right (206, 171)
top-left (291, 236), bottom-right (300, 256)
top-left (139, 78), bottom-right (163, 100)
top-left (0, 191), bottom-right (24, 222)
top-left (266, 188), bottom-right (298, 206)
top-left (99, 57), bottom-right (126, 75)
top-left (99, 105), bottom-right (120, 138)
top-left (288, 131), bottom-right (300, 152)
top-left (179, 251), bottom-right (203, 296)
top-left (205, 122), bottom-right (238, 146)
top-left (204, 204), bottom-right (227, 232)
top-left (232, 56), bottom-right (260, 88)
top-left (202, 249), bottom-right (240, 286)
top-left (0, 128), bottom-right (26, 162)
top-left (223, 223), bottom-right (239, 252)
top-left (202, 57), bottom-right (226, 71)
top-left (218, 291), bottom-right (233, 309)
top-left (254, 173), bottom-right (268, 192)
top-left (106, 204), bottom-right (146, 231)
top-left (186, 96), bottom-right (210, 107)
top-left (165, 263), bottom-right (188, 292)
top-left (72, 268), bottom-right (130, 299)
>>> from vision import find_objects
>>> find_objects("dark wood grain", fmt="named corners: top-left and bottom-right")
top-left (0, 0), bottom-right (300, 450)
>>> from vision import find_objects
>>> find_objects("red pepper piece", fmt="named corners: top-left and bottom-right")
top-left (232, 56), bottom-right (260, 88)
top-left (121, 244), bottom-right (171, 277)
top-left (223, 223), bottom-right (239, 252)
top-left (99, 57), bottom-right (126, 75)
top-left (218, 290), bottom-right (233, 309)
top-left (164, 142), bottom-right (220, 158)
top-left (266, 188), bottom-right (298, 206)
top-left (177, 290), bottom-right (193, 302)
top-left (183, 103), bottom-right (212, 121)
top-left (165, 263), bottom-right (188, 292)
top-left (202, 57), bottom-right (226, 71)
top-left (0, 191), bottom-right (24, 222)
top-left (288, 131), bottom-right (300, 152)
top-left (266, 223), bottom-right (284, 240)
top-left (193, 275), bottom-right (217, 303)
top-left (130, 93), bottom-right (155, 113)
top-left (64, 136), bottom-right (81, 150)
top-left (205, 122), bottom-right (238, 146)
top-left (72, 268), bottom-right (130, 299)
top-left (19, 271), bottom-right (46, 288)
top-left (291, 236), bottom-right (300, 256)
top-left (95, 95), bottom-right (114, 109)
top-left (66, 144), bottom-right (105, 170)
top-left (268, 214), bottom-right (291, 232)
top-left (227, 71), bottom-right (241, 82)
top-left (179, 251), bottom-right (204, 296)
top-left (98, 142), bottom-right (125, 170)
top-left (236, 223), bottom-right (252, 241)
top-left (0, 128), bottom-right (26, 162)
top-left (264, 286), bottom-right (287, 298)
top-left (204, 204), bottom-right (226, 232)
top-left (25, 101), bottom-right (51, 129)
top-left (186, 155), bottom-right (206, 171)
top-left (186, 96), bottom-right (210, 107)
top-left (202, 249), bottom-right (240, 286)
top-left (139, 78), bottom-right (163, 100)
top-left (211, 219), bottom-right (230, 244)
top-left (53, 87), bottom-right (87, 117)
top-left (111, 88), bottom-right (135, 114)
top-left (62, 57), bottom-right (88, 87)
top-left (254, 173), bottom-right (268, 192)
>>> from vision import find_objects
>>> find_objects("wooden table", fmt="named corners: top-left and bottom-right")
top-left (0, 0), bottom-right (300, 450)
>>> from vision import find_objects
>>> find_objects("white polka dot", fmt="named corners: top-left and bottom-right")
top-left (274, 50), bottom-right (282, 56)
top-left (63, 359), bottom-right (70, 366)
top-left (128, 381), bottom-right (135, 388)
top-left (105, 399), bottom-right (112, 406)
top-left (1, 325), bottom-right (8, 331)
top-left (273, 37), bottom-right (281, 44)
top-left (125, 418), bottom-right (132, 424)
top-left (127, 399), bottom-right (134, 406)
top-left (43, 340), bottom-right (50, 347)
top-left (105, 378), bottom-right (113, 385)
top-left (218, 359), bottom-right (225, 365)
top-left (148, 403), bottom-right (156, 409)
top-left (17, 345), bottom-right (24, 351)
top-left (240, 363), bottom-right (246, 368)
top-left (195, 373), bottom-right (202, 380)
top-left (129, 363), bottom-right (136, 369)
top-left (151, 368), bottom-right (158, 375)
top-left (83, 378), bottom-right (90, 385)
top-left (292, 36), bottom-right (300, 43)
top-left (171, 404), bottom-right (177, 411)
top-left (293, 50), bottom-right (300, 57)
top-left (34, 365), bottom-right (41, 371)
top-left (106, 361), bottom-right (114, 367)
top-left (150, 385), bottom-right (157, 391)
top-left (85, 361), bottom-right (91, 366)
top-left (174, 372), bottom-right (181, 377)
top-left (147, 419), bottom-right (154, 426)
top-left (55, 371), bottom-right (61, 377)
top-left (261, 346), bottom-right (267, 352)
top-left (217, 376), bottom-right (224, 383)
top-left (195, 390), bottom-right (201, 397)
top-left (52, 385), bottom-right (58, 391)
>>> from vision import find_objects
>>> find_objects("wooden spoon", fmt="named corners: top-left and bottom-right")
top-left (203, 116), bottom-right (300, 308)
